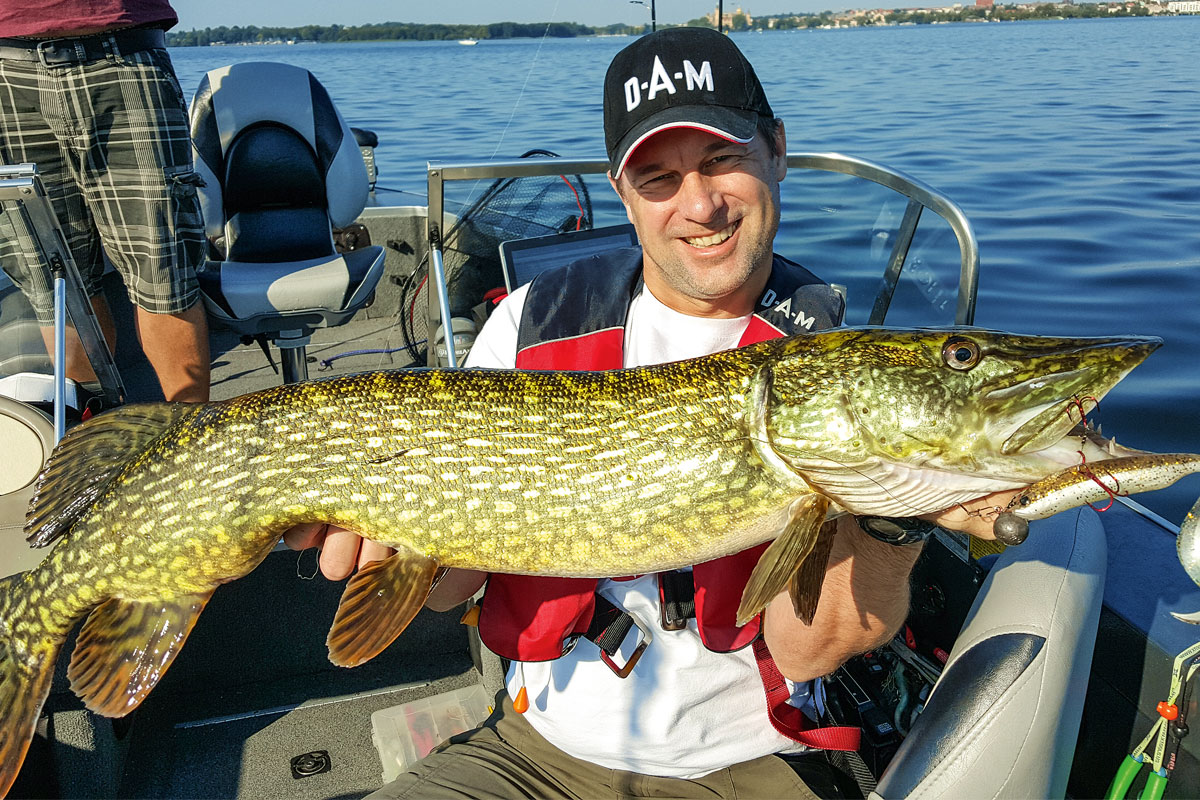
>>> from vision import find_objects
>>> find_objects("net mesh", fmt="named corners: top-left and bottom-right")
top-left (401, 151), bottom-right (593, 362)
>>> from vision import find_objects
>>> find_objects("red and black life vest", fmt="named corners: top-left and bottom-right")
top-left (478, 247), bottom-right (846, 662)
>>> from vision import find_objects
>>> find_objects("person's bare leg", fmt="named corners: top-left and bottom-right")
top-left (39, 294), bottom-right (118, 385)
top-left (135, 301), bottom-right (211, 402)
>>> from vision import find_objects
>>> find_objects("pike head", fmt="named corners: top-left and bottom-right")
top-left (754, 328), bottom-right (1161, 516)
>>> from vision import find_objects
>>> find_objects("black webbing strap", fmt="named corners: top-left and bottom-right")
top-left (584, 572), bottom-right (695, 655)
top-left (585, 594), bottom-right (635, 656)
top-left (659, 570), bottom-right (695, 631)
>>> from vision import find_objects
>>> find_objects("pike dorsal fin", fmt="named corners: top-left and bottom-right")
top-left (737, 494), bottom-right (830, 626)
top-left (327, 548), bottom-right (439, 667)
top-left (25, 403), bottom-right (200, 547)
top-left (68, 590), bottom-right (214, 717)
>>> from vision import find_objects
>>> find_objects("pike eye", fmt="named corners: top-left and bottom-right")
top-left (942, 337), bottom-right (981, 371)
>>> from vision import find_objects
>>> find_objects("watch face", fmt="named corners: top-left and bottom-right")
top-left (857, 516), bottom-right (934, 546)
top-left (866, 518), bottom-right (907, 538)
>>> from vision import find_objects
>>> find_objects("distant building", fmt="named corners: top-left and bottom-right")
top-left (708, 5), bottom-right (754, 28)
top-left (1166, 0), bottom-right (1199, 10)
top-left (977, 0), bottom-right (994, 6)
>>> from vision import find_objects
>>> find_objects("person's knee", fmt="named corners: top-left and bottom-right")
top-left (366, 736), bottom-right (541, 800)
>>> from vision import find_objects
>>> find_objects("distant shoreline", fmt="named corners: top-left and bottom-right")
top-left (166, 8), bottom-right (1186, 47)
top-left (166, 21), bottom-right (637, 47)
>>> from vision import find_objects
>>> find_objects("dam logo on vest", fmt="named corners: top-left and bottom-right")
top-left (760, 289), bottom-right (816, 330)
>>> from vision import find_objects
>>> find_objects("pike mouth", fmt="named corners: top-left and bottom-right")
top-left (1001, 396), bottom-right (1100, 456)
top-left (683, 222), bottom-right (737, 248)
top-left (991, 369), bottom-right (1098, 455)
top-left (991, 336), bottom-right (1162, 455)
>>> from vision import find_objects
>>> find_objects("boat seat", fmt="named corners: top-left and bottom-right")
top-left (190, 62), bottom-right (385, 383)
top-left (873, 507), bottom-right (1107, 799)
top-left (0, 396), bottom-right (54, 579)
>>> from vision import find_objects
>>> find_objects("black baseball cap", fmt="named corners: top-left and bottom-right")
top-left (604, 27), bottom-right (774, 179)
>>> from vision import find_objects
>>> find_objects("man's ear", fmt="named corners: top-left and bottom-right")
top-left (608, 171), bottom-right (636, 224)
top-left (774, 121), bottom-right (788, 182)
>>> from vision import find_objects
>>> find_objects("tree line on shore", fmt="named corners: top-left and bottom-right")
top-left (166, 5), bottom-right (1157, 46)
top-left (166, 21), bottom-right (641, 46)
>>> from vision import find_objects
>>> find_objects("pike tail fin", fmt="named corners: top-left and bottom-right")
top-left (0, 574), bottom-right (62, 798)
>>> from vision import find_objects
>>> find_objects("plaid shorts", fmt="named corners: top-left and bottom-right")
top-left (0, 44), bottom-right (204, 324)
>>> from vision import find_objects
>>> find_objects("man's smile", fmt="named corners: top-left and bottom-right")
top-left (682, 221), bottom-right (739, 248)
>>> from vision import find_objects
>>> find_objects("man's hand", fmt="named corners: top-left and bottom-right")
top-left (919, 489), bottom-right (1023, 540)
top-left (282, 523), bottom-right (394, 581)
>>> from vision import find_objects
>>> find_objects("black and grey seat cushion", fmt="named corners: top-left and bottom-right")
top-left (189, 62), bottom-right (385, 337)
top-left (873, 508), bottom-right (1107, 799)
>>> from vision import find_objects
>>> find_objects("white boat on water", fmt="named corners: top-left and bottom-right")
top-left (457, 38), bottom-right (478, 45)
top-left (1, 58), bottom-right (1197, 800)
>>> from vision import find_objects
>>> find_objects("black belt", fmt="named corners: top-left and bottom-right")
top-left (0, 27), bottom-right (166, 65)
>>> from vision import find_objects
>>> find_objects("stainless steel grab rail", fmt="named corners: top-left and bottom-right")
top-left (425, 152), bottom-right (980, 365)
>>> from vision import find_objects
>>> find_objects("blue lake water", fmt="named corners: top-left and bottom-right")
top-left (168, 18), bottom-right (1200, 520)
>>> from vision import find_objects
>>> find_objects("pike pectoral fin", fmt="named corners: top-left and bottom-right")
top-left (788, 518), bottom-right (838, 624)
top-left (327, 548), bottom-right (439, 667)
top-left (67, 591), bottom-right (214, 717)
top-left (737, 494), bottom-right (831, 627)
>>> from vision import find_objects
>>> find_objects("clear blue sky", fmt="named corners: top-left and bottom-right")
top-left (171, 1), bottom-right (839, 31)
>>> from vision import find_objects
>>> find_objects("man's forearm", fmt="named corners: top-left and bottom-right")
top-left (763, 515), bottom-right (924, 682)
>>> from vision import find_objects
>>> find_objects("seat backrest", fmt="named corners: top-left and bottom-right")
top-left (873, 508), bottom-right (1107, 800)
top-left (188, 63), bottom-right (385, 353)
top-left (0, 396), bottom-right (54, 578)
top-left (190, 62), bottom-right (368, 263)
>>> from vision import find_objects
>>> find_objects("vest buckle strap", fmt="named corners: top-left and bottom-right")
top-left (585, 595), bottom-right (654, 678)
top-left (598, 612), bottom-right (653, 678)
top-left (561, 633), bottom-right (582, 658)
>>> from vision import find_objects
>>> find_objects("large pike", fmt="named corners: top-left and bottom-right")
top-left (0, 328), bottom-right (1181, 794)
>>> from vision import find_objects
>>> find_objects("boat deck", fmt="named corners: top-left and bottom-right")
top-left (18, 548), bottom-right (479, 800)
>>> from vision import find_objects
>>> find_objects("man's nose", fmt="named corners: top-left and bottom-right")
top-left (678, 171), bottom-right (724, 223)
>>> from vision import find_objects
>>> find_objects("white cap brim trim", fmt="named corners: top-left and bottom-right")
top-left (613, 122), bottom-right (754, 179)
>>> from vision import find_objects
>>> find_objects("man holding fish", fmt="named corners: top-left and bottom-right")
top-left (287, 27), bottom-right (1016, 799)
top-left (4, 22), bottom-right (1195, 800)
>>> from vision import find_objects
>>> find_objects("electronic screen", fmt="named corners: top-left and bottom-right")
top-left (499, 224), bottom-right (638, 291)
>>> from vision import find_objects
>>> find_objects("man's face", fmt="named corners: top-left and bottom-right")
top-left (610, 123), bottom-right (787, 318)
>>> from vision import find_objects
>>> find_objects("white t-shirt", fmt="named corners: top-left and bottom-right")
top-left (464, 283), bottom-right (821, 779)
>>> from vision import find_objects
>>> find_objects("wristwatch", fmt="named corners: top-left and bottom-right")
top-left (854, 515), bottom-right (937, 546)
